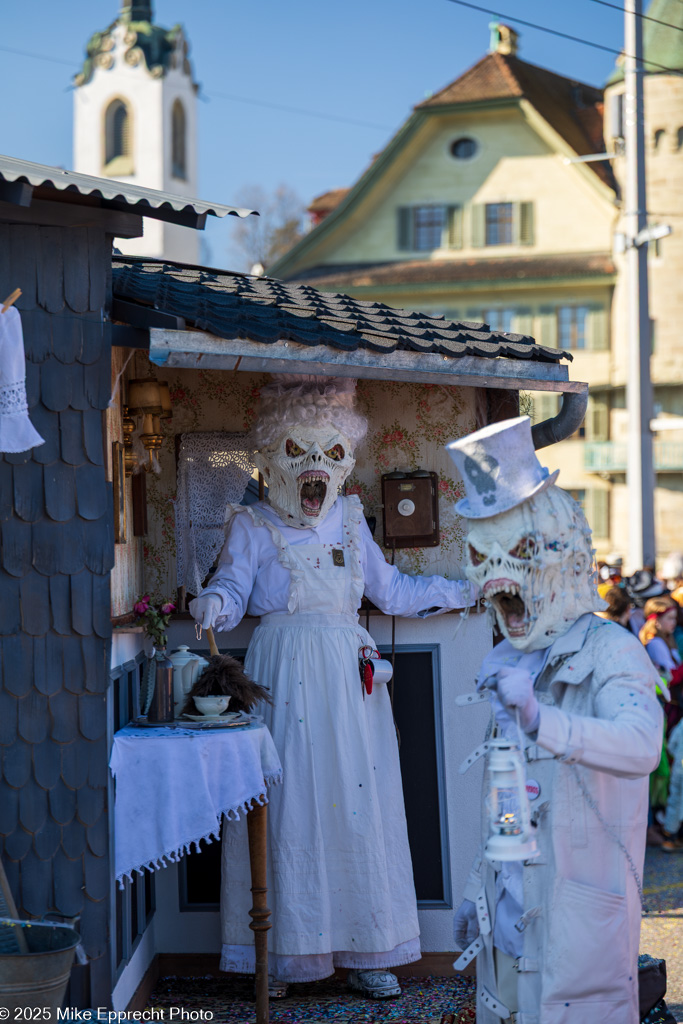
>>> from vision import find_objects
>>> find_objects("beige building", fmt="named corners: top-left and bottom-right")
top-left (271, 7), bottom-right (683, 568)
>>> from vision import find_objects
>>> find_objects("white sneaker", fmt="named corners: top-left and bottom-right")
top-left (347, 968), bottom-right (402, 999)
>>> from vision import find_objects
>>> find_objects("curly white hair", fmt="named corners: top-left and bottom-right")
top-left (249, 375), bottom-right (368, 450)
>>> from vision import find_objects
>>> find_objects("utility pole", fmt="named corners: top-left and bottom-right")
top-left (624, 0), bottom-right (656, 570)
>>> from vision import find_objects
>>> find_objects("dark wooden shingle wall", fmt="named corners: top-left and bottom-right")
top-left (0, 220), bottom-right (114, 1004)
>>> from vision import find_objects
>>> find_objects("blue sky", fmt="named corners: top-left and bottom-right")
top-left (1, 0), bottom-right (622, 267)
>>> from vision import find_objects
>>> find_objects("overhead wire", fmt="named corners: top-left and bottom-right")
top-left (444, 0), bottom-right (683, 75)
top-left (587, 0), bottom-right (683, 31)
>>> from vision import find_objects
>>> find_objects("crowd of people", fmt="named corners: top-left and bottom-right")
top-left (596, 555), bottom-right (683, 851)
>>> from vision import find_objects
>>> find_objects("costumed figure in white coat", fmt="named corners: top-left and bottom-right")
top-left (189, 375), bottom-right (476, 998)
top-left (447, 416), bottom-right (662, 1024)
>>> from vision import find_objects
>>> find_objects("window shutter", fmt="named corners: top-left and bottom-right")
top-left (397, 207), bottom-right (412, 251)
top-left (445, 205), bottom-right (463, 249)
top-left (586, 488), bottom-right (609, 539)
top-left (538, 306), bottom-right (558, 348)
top-left (587, 394), bottom-right (609, 441)
top-left (519, 202), bottom-right (534, 246)
top-left (512, 308), bottom-right (533, 337)
top-left (585, 305), bottom-right (609, 351)
top-left (470, 204), bottom-right (485, 248)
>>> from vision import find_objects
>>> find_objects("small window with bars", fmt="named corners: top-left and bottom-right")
top-left (414, 206), bottom-right (445, 251)
top-left (397, 205), bottom-right (463, 252)
top-left (104, 98), bottom-right (133, 175)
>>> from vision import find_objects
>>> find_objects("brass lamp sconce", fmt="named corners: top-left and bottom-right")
top-left (122, 406), bottom-right (137, 476)
top-left (126, 377), bottom-right (172, 473)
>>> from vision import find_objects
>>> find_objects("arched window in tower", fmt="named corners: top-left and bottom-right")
top-left (172, 99), bottom-right (187, 180)
top-left (104, 99), bottom-right (133, 176)
top-left (677, 127), bottom-right (683, 152)
top-left (653, 128), bottom-right (666, 152)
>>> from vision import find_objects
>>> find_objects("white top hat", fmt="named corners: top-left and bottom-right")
top-left (447, 416), bottom-right (559, 519)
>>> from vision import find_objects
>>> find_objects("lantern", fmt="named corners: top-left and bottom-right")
top-left (126, 377), bottom-right (166, 473)
top-left (484, 738), bottom-right (539, 863)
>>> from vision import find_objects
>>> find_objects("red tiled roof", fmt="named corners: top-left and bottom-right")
top-left (417, 53), bottom-right (614, 188)
top-left (285, 253), bottom-right (616, 289)
top-left (308, 188), bottom-right (350, 213)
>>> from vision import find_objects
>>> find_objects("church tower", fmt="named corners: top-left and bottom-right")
top-left (73, 1), bottom-right (199, 263)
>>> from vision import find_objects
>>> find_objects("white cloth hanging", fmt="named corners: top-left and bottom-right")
top-left (0, 307), bottom-right (44, 453)
top-left (174, 432), bottom-right (254, 595)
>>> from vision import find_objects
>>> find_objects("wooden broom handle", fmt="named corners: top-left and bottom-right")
top-left (206, 626), bottom-right (220, 657)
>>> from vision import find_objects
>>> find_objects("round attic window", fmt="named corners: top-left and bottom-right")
top-left (450, 137), bottom-right (478, 160)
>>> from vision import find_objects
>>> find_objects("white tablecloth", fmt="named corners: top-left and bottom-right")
top-left (110, 722), bottom-right (282, 885)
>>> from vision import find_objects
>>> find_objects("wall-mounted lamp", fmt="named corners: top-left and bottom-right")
top-left (127, 377), bottom-right (166, 473)
top-left (122, 406), bottom-right (138, 476)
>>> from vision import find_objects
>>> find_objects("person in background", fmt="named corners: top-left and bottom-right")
top-left (596, 585), bottom-right (632, 629)
top-left (625, 571), bottom-right (668, 638)
top-left (660, 717), bottom-right (683, 852)
top-left (670, 586), bottom-right (683, 662)
top-left (640, 595), bottom-right (683, 842)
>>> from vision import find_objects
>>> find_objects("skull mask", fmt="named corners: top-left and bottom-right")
top-left (253, 424), bottom-right (355, 529)
top-left (465, 485), bottom-right (603, 651)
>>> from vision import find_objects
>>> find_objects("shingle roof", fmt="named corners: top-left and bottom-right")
top-left (285, 253), bottom-right (616, 290)
top-left (308, 189), bottom-right (351, 213)
top-left (111, 256), bottom-right (570, 364)
top-left (418, 52), bottom-right (613, 187)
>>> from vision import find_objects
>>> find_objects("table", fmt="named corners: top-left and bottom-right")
top-left (110, 721), bottom-right (282, 1024)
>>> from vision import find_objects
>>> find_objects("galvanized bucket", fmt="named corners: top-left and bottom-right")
top-left (0, 920), bottom-right (80, 1014)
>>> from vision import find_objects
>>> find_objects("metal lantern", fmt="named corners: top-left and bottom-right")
top-left (484, 738), bottom-right (539, 863)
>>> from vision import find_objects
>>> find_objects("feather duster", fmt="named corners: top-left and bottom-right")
top-left (180, 654), bottom-right (273, 716)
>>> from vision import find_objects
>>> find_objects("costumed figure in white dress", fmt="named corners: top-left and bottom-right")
top-left (447, 417), bottom-right (662, 1024)
top-left (189, 376), bottom-right (476, 998)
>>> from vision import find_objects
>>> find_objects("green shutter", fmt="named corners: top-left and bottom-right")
top-left (586, 394), bottom-right (609, 441)
top-left (585, 305), bottom-right (609, 351)
top-left (397, 207), bottom-right (412, 251)
top-left (538, 306), bottom-right (558, 348)
top-left (586, 488), bottom-right (609, 539)
top-left (512, 308), bottom-right (533, 337)
top-left (519, 201), bottom-right (534, 245)
top-left (470, 204), bottom-right (485, 248)
top-left (445, 205), bottom-right (463, 249)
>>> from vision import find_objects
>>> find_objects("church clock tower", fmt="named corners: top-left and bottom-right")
top-left (73, 1), bottom-right (199, 263)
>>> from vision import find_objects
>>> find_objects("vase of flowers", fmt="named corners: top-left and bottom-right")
top-left (134, 596), bottom-right (176, 722)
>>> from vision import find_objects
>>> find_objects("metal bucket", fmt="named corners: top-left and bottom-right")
top-left (0, 921), bottom-right (80, 1014)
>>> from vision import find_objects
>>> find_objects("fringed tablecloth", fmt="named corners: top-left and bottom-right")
top-left (110, 722), bottom-right (282, 885)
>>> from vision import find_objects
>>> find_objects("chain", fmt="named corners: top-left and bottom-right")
top-left (570, 764), bottom-right (644, 908)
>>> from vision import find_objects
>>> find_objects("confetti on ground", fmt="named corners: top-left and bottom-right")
top-left (149, 973), bottom-right (476, 1023)
top-left (642, 846), bottom-right (683, 1022)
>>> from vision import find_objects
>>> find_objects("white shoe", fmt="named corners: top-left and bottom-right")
top-left (347, 968), bottom-right (401, 999)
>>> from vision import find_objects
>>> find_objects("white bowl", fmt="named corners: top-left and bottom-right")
top-left (193, 695), bottom-right (231, 716)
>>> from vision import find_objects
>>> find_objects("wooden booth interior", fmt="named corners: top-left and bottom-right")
top-left (108, 351), bottom-right (515, 1007)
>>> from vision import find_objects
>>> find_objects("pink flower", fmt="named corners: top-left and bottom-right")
top-left (392, 431), bottom-right (404, 442)
top-left (161, 602), bottom-right (176, 614)
top-left (134, 600), bottom-right (149, 615)
top-left (438, 480), bottom-right (449, 492)
top-left (347, 484), bottom-right (362, 495)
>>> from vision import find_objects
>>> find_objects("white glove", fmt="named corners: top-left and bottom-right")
top-left (189, 594), bottom-right (222, 630)
top-left (495, 667), bottom-right (540, 733)
top-left (453, 899), bottom-right (479, 950)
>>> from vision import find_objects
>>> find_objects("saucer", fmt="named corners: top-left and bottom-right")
top-left (183, 711), bottom-right (240, 723)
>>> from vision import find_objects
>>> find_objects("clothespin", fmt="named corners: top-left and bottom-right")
top-left (1, 288), bottom-right (21, 313)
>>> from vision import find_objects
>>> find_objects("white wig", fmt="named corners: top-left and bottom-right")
top-left (250, 375), bottom-right (368, 450)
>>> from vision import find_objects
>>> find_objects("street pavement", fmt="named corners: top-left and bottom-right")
top-left (642, 846), bottom-right (683, 1021)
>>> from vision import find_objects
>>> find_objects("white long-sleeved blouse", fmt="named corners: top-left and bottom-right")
top-left (201, 498), bottom-right (474, 632)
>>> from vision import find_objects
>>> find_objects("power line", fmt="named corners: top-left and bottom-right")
top-left (444, 0), bottom-right (683, 75)
top-left (203, 90), bottom-right (394, 132)
top-left (0, 43), bottom-right (393, 133)
top-left (0, 44), bottom-right (80, 68)
top-left (588, 0), bottom-right (683, 30)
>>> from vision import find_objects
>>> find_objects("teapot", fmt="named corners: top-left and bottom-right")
top-left (168, 645), bottom-right (209, 717)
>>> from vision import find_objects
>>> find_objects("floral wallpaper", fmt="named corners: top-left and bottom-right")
top-left (137, 362), bottom-right (477, 600)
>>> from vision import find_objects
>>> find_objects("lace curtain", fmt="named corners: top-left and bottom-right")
top-left (174, 432), bottom-right (254, 596)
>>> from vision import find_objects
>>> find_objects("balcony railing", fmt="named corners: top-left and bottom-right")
top-left (584, 441), bottom-right (683, 473)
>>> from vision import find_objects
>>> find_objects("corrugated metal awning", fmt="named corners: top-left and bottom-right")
top-left (0, 154), bottom-right (257, 227)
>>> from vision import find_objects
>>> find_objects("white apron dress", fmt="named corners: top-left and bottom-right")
top-left (218, 497), bottom-right (421, 982)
